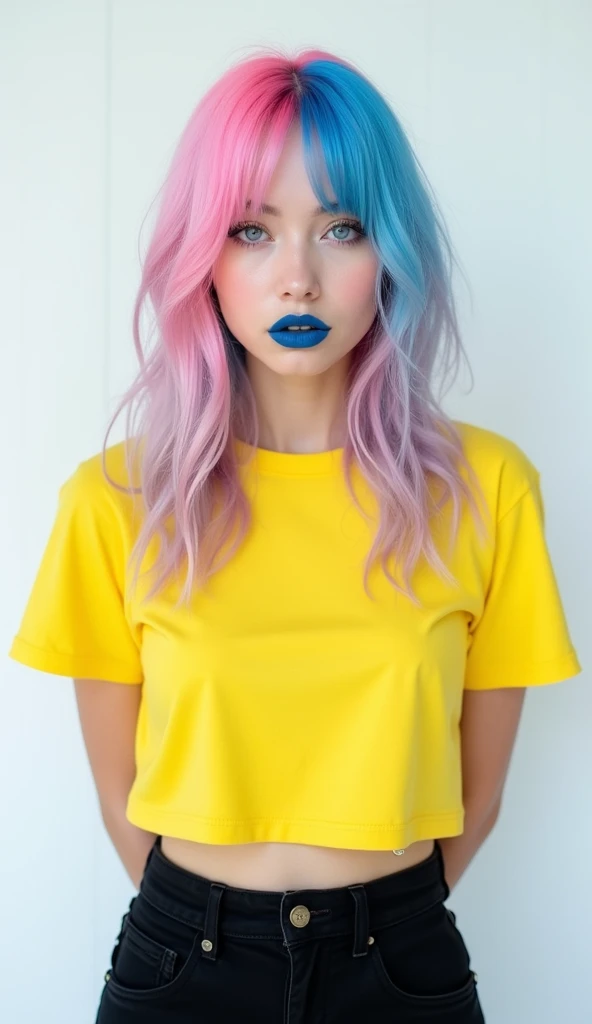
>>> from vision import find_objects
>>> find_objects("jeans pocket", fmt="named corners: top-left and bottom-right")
top-left (105, 892), bottom-right (204, 1003)
top-left (369, 900), bottom-right (478, 1010)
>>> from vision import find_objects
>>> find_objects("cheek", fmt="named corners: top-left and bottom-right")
top-left (336, 261), bottom-right (378, 310)
top-left (212, 257), bottom-right (257, 316)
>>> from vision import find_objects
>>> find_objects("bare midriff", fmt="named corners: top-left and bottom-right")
top-left (159, 836), bottom-right (436, 890)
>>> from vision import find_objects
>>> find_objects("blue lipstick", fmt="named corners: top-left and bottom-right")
top-left (268, 313), bottom-right (331, 348)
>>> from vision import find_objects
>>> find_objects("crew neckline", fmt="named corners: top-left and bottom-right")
top-left (233, 437), bottom-right (344, 476)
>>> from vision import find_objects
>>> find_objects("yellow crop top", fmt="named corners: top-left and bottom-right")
top-left (8, 421), bottom-right (582, 849)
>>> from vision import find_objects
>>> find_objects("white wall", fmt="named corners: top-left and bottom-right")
top-left (1, 2), bottom-right (589, 1021)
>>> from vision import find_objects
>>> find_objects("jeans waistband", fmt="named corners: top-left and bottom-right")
top-left (136, 836), bottom-right (450, 960)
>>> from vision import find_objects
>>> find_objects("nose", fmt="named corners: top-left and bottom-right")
top-left (275, 246), bottom-right (321, 301)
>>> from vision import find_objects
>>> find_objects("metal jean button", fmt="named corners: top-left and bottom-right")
top-left (289, 905), bottom-right (311, 927)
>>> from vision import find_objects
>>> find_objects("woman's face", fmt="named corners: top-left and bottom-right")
top-left (211, 121), bottom-right (379, 380)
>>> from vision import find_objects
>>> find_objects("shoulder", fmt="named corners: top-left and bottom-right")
top-left (59, 439), bottom-right (141, 522)
top-left (451, 420), bottom-right (540, 519)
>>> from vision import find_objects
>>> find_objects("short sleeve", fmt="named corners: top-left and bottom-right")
top-left (8, 460), bottom-right (143, 683)
top-left (464, 473), bottom-right (582, 690)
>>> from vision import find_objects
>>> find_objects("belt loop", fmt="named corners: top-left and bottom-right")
top-left (201, 882), bottom-right (226, 960)
top-left (348, 884), bottom-right (370, 957)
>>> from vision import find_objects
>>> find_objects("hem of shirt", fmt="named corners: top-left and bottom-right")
top-left (7, 636), bottom-right (143, 684)
top-left (126, 800), bottom-right (465, 850)
top-left (463, 649), bottom-right (582, 690)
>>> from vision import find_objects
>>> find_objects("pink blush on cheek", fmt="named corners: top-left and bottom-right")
top-left (212, 263), bottom-right (257, 320)
top-left (226, 278), bottom-right (253, 304)
top-left (337, 265), bottom-right (378, 306)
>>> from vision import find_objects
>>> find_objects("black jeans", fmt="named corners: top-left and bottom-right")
top-left (96, 835), bottom-right (485, 1022)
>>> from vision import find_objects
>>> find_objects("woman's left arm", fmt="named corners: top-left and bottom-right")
top-left (439, 687), bottom-right (527, 891)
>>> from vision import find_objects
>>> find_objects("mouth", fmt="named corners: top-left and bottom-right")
top-left (268, 314), bottom-right (331, 349)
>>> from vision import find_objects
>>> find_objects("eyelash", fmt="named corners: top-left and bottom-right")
top-left (227, 218), bottom-right (365, 248)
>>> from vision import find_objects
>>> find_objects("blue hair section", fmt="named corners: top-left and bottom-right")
top-left (297, 59), bottom-right (456, 380)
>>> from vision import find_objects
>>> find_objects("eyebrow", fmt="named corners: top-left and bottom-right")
top-left (245, 201), bottom-right (341, 217)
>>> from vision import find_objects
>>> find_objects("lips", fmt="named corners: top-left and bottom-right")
top-left (267, 313), bottom-right (331, 349)
top-left (268, 314), bottom-right (330, 332)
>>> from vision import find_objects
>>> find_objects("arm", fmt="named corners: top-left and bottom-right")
top-left (73, 678), bottom-right (157, 889)
top-left (101, 808), bottom-right (157, 890)
top-left (439, 686), bottom-right (527, 892)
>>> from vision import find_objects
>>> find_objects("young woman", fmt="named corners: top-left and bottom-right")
top-left (9, 46), bottom-right (581, 1023)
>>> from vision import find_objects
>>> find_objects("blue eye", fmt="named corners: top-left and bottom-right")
top-left (227, 219), bottom-right (365, 248)
top-left (230, 224), bottom-right (267, 245)
top-left (329, 224), bottom-right (356, 243)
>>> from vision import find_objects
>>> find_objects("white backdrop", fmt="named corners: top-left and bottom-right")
top-left (1, 2), bottom-right (590, 1021)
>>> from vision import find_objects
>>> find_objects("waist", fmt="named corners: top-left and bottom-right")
top-left (140, 836), bottom-right (449, 941)
top-left (159, 835), bottom-right (436, 890)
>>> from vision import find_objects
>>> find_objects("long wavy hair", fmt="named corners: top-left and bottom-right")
top-left (102, 45), bottom-right (490, 608)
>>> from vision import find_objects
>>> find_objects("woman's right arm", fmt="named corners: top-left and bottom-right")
top-left (73, 679), bottom-right (156, 889)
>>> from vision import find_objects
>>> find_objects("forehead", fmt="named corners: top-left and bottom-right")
top-left (248, 123), bottom-right (338, 213)
top-left (245, 201), bottom-right (341, 217)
